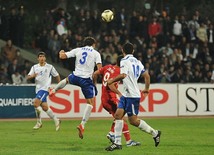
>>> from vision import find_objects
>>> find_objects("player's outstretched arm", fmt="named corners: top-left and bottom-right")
top-left (93, 63), bottom-right (102, 85)
top-left (55, 75), bottom-right (61, 83)
top-left (141, 71), bottom-right (150, 97)
top-left (93, 70), bottom-right (101, 85)
top-left (59, 50), bottom-right (67, 59)
top-left (108, 83), bottom-right (122, 98)
top-left (96, 63), bottom-right (102, 70)
top-left (27, 73), bottom-right (38, 80)
top-left (93, 70), bottom-right (100, 76)
top-left (107, 73), bottom-right (126, 85)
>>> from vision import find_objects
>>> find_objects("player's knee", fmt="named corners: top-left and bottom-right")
top-left (33, 100), bottom-right (40, 107)
top-left (114, 113), bottom-right (121, 119)
top-left (129, 119), bottom-right (139, 127)
top-left (41, 103), bottom-right (48, 111)
top-left (42, 106), bottom-right (48, 111)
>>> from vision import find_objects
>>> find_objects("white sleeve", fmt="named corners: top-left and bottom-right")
top-left (51, 66), bottom-right (59, 77)
top-left (120, 60), bottom-right (128, 75)
top-left (65, 48), bottom-right (79, 58)
top-left (28, 66), bottom-right (35, 76)
top-left (95, 52), bottom-right (102, 64)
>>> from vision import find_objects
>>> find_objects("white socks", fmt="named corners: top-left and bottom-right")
top-left (114, 120), bottom-right (124, 145)
top-left (54, 78), bottom-right (67, 91)
top-left (138, 120), bottom-right (158, 137)
top-left (81, 104), bottom-right (93, 128)
top-left (35, 107), bottom-right (58, 126)
top-left (46, 108), bottom-right (58, 123)
top-left (35, 106), bottom-right (42, 123)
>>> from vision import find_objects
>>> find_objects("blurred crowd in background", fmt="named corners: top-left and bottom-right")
top-left (0, 2), bottom-right (214, 84)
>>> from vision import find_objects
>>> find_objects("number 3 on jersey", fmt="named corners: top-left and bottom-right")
top-left (79, 52), bottom-right (88, 64)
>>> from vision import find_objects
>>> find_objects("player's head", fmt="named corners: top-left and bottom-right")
top-left (83, 37), bottom-right (96, 47)
top-left (116, 55), bottom-right (123, 66)
top-left (37, 51), bottom-right (46, 57)
top-left (37, 51), bottom-right (46, 63)
top-left (122, 42), bottom-right (134, 55)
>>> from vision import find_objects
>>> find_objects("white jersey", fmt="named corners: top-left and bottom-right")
top-left (66, 46), bottom-right (102, 78)
top-left (120, 54), bottom-right (146, 98)
top-left (28, 63), bottom-right (59, 93)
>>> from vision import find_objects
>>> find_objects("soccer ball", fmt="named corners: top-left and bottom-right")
top-left (101, 9), bottom-right (114, 22)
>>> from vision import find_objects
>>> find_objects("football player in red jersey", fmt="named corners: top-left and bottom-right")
top-left (93, 55), bottom-right (140, 147)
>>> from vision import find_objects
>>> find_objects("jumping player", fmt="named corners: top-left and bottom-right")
top-left (49, 37), bottom-right (102, 139)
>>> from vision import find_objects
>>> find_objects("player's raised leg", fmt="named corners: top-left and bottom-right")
top-left (49, 78), bottom-right (68, 96)
top-left (77, 98), bottom-right (94, 139)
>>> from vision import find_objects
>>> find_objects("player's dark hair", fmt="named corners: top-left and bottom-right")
top-left (83, 37), bottom-right (96, 46)
top-left (116, 55), bottom-right (123, 66)
top-left (122, 42), bottom-right (134, 54)
top-left (37, 51), bottom-right (46, 57)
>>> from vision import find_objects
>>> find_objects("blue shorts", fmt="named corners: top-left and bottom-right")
top-left (118, 96), bottom-right (140, 116)
top-left (68, 73), bottom-right (97, 99)
top-left (36, 90), bottom-right (49, 102)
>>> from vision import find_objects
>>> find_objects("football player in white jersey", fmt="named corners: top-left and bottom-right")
top-left (105, 42), bottom-right (161, 151)
top-left (27, 52), bottom-right (61, 131)
top-left (49, 37), bottom-right (102, 139)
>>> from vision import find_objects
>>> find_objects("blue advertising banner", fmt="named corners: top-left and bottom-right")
top-left (0, 85), bottom-right (36, 118)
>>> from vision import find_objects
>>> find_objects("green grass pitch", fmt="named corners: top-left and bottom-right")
top-left (0, 117), bottom-right (213, 155)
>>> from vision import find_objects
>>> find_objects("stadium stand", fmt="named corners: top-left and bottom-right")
top-left (0, 1), bottom-right (213, 84)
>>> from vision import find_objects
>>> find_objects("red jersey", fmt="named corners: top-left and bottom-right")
top-left (99, 65), bottom-right (120, 104)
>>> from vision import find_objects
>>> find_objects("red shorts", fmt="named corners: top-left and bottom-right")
top-left (102, 98), bottom-right (118, 116)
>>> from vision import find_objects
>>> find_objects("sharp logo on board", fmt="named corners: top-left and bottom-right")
top-left (46, 84), bottom-right (178, 117)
